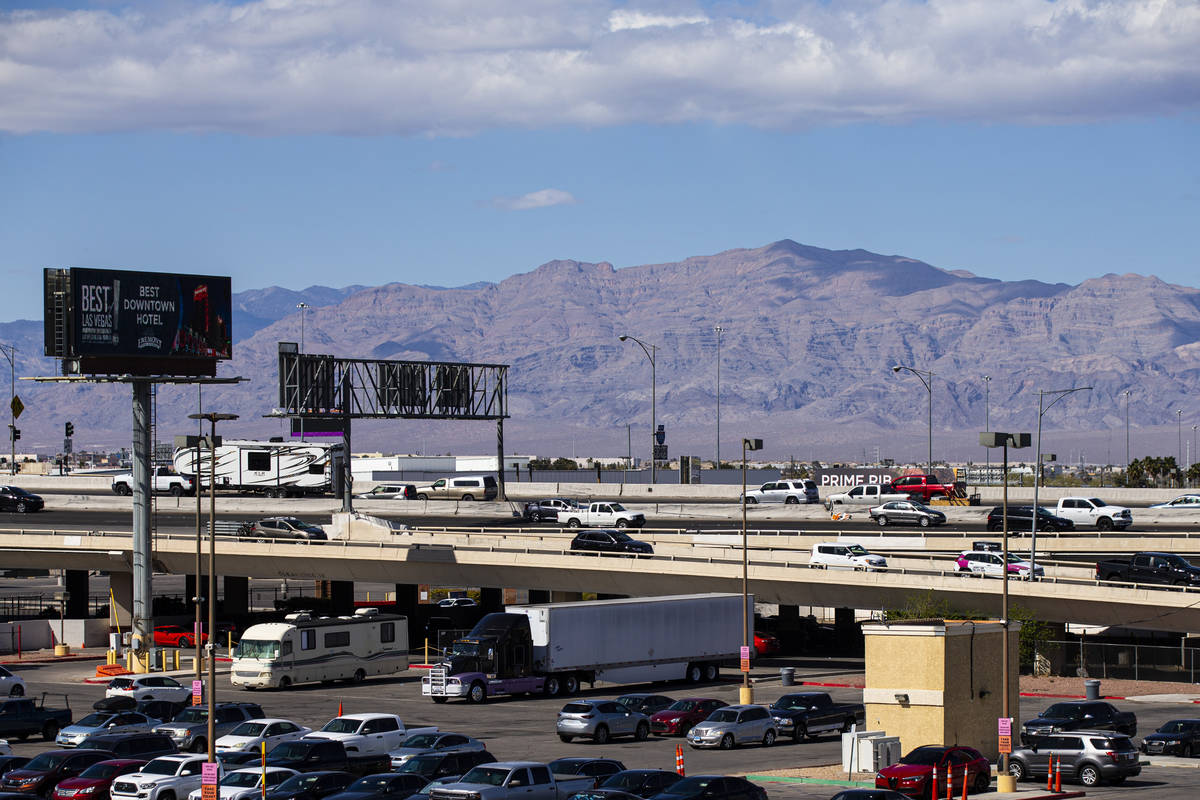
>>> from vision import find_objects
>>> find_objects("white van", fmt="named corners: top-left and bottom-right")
top-left (810, 543), bottom-right (887, 571)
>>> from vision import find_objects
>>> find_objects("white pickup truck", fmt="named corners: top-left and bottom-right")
top-left (825, 484), bottom-right (910, 507)
top-left (110, 755), bottom-right (212, 800)
top-left (306, 713), bottom-right (438, 756)
top-left (1055, 497), bottom-right (1133, 531)
top-left (112, 466), bottom-right (194, 497)
top-left (557, 502), bottom-right (645, 529)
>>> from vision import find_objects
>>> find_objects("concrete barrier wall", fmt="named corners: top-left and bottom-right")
top-left (0, 618), bottom-right (109, 652)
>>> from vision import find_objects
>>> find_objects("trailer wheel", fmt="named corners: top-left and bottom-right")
top-left (703, 664), bottom-right (718, 682)
top-left (467, 682), bottom-right (487, 704)
top-left (686, 664), bottom-right (702, 683)
top-left (544, 676), bottom-right (561, 696)
top-left (563, 674), bottom-right (580, 695)
top-left (351, 669), bottom-right (366, 683)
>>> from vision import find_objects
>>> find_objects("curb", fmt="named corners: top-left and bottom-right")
top-left (745, 775), bottom-right (872, 787)
top-left (1019, 692), bottom-right (1126, 700)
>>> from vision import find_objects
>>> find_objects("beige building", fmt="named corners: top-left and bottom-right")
top-left (862, 620), bottom-right (1020, 757)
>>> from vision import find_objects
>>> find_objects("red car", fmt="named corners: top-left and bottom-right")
top-left (53, 759), bottom-right (146, 800)
top-left (649, 698), bottom-right (728, 736)
top-left (754, 631), bottom-right (781, 656)
top-left (876, 745), bottom-right (991, 797)
top-left (152, 625), bottom-right (208, 648)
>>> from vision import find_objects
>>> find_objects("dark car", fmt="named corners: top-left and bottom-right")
top-left (547, 759), bottom-right (626, 789)
top-left (1008, 731), bottom-right (1140, 786)
top-left (394, 752), bottom-right (495, 782)
top-left (1141, 718), bottom-right (1200, 757)
top-left (1022, 701), bottom-right (1137, 742)
top-left (649, 699), bottom-right (728, 737)
top-left (648, 776), bottom-right (766, 800)
top-left (986, 506), bottom-right (1075, 533)
top-left (569, 531), bottom-right (653, 555)
top-left (566, 792), bottom-right (641, 800)
top-left (266, 772), bottom-right (355, 800)
top-left (216, 752), bottom-right (264, 770)
top-left (241, 518), bottom-right (327, 542)
top-left (522, 499), bottom-right (579, 523)
top-left (76, 733), bottom-right (177, 761)
top-left (0, 749), bottom-right (115, 796)
top-left (325, 774), bottom-right (429, 800)
top-left (0, 487), bottom-right (43, 513)
top-left (596, 770), bottom-right (683, 799)
top-left (52, 759), bottom-right (146, 800)
top-left (875, 745), bottom-right (990, 797)
top-left (830, 791), bottom-right (911, 800)
top-left (869, 501), bottom-right (946, 528)
top-left (613, 695), bottom-right (675, 717)
top-left (0, 760), bottom-right (29, 780)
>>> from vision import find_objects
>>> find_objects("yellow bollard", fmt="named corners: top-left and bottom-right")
top-left (424, 638), bottom-right (429, 665)
top-left (173, 649), bottom-right (180, 670)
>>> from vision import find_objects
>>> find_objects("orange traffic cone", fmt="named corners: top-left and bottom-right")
top-left (338, 701), bottom-right (343, 716)
top-left (674, 745), bottom-right (685, 776)
top-left (1054, 757), bottom-right (1061, 793)
top-left (1046, 760), bottom-right (1053, 791)
top-left (960, 765), bottom-right (968, 800)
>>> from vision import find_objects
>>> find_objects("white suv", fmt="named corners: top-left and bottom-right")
top-left (111, 755), bottom-right (211, 800)
top-left (810, 543), bottom-right (887, 571)
top-left (742, 480), bottom-right (819, 505)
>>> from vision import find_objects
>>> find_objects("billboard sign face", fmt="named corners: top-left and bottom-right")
top-left (814, 468), bottom-right (897, 488)
top-left (68, 268), bottom-right (231, 359)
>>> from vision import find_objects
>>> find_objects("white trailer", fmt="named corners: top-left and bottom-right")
top-left (173, 438), bottom-right (333, 497)
top-left (231, 608), bottom-right (409, 690)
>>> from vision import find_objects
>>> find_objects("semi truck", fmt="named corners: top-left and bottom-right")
top-left (173, 439), bottom-right (335, 497)
top-left (422, 593), bottom-right (747, 704)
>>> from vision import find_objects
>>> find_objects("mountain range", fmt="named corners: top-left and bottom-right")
top-left (7, 240), bottom-right (1200, 465)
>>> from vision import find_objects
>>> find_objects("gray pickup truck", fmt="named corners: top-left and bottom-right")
top-left (0, 695), bottom-right (73, 741)
top-left (429, 762), bottom-right (593, 800)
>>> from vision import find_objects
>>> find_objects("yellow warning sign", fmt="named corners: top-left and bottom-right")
top-left (10, 396), bottom-right (23, 419)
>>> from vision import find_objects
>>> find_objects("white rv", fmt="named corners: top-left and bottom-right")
top-left (231, 608), bottom-right (409, 690)
top-left (173, 439), bottom-right (334, 497)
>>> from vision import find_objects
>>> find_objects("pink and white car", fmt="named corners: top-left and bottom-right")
top-left (956, 550), bottom-right (1044, 580)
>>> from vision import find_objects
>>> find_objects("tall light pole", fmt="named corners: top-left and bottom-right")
top-left (1123, 390), bottom-right (1132, 480)
top-left (741, 436), bottom-right (763, 705)
top-left (1193, 426), bottom-right (1197, 488)
top-left (189, 411), bottom-right (238, 767)
top-left (1178, 410), bottom-right (1184, 484)
top-left (714, 326), bottom-right (724, 468)
top-left (619, 335), bottom-right (657, 484)
top-left (984, 375), bottom-right (991, 484)
top-left (1031, 387), bottom-right (1092, 576)
top-left (892, 365), bottom-right (933, 474)
top-left (0, 344), bottom-right (15, 475)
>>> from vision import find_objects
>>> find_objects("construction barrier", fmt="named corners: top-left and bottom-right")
top-left (675, 745), bottom-right (685, 776)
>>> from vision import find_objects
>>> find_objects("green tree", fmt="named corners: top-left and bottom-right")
top-left (550, 457), bottom-right (579, 470)
top-left (884, 591), bottom-right (979, 621)
top-left (1009, 604), bottom-right (1052, 666)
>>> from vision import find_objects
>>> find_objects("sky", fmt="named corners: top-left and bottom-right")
top-left (1, 0), bottom-right (1198, 325)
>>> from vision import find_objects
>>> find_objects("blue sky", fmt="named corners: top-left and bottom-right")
top-left (1, 0), bottom-right (1197, 324)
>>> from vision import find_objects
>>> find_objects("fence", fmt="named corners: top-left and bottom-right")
top-left (365, 468), bottom-right (784, 486)
top-left (1042, 639), bottom-right (1200, 684)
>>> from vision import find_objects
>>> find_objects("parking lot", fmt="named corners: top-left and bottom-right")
top-left (5, 657), bottom-right (1200, 799)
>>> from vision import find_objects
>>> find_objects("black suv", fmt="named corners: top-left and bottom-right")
top-left (394, 751), bottom-right (495, 781)
top-left (77, 732), bottom-right (178, 759)
top-left (986, 506), bottom-right (1074, 532)
top-left (1022, 701), bottom-right (1137, 742)
top-left (241, 517), bottom-right (328, 542)
top-left (569, 531), bottom-right (653, 555)
top-left (1008, 731), bottom-right (1141, 786)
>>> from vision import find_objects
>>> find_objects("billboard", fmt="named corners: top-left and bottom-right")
top-left (46, 268), bottom-right (232, 361)
top-left (814, 468), bottom-right (898, 488)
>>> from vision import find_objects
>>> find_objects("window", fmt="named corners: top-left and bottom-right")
top-left (246, 451), bottom-right (271, 471)
top-left (301, 630), bottom-right (316, 651)
top-left (381, 622), bottom-right (395, 643)
top-left (365, 717), bottom-right (398, 733)
top-left (324, 631), bottom-right (350, 648)
top-left (528, 767), bottom-right (550, 785)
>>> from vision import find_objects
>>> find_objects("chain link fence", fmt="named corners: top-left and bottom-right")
top-left (1040, 639), bottom-right (1200, 684)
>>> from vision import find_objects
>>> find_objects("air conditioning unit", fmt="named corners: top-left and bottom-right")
top-left (872, 737), bottom-right (902, 770)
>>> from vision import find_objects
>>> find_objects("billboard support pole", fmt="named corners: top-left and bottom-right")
top-left (496, 418), bottom-right (506, 501)
top-left (131, 379), bottom-right (153, 664)
top-left (341, 376), bottom-right (353, 514)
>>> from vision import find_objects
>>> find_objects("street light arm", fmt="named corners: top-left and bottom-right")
top-left (892, 364), bottom-right (932, 392)
top-left (1039, 386), bottom-right (1093, 417)
top-left (619, 334), bottom-right (656, 365)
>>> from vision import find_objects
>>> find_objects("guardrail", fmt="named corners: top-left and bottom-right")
top-left (2, 526), bottom-right (1198, 599)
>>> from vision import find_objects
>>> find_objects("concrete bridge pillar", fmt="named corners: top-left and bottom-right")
top-left (479, 587), bottom-right (503, 613)
top-left (329, 581), bottom-right (354, 615)
top-left (392, 584), bottom-right (420, 618)
top-left (834, 607), bottom-right (859, 654)
top-left (109, 571), bottom-right (134, 632)
top-left (64, 570), bottom-right (89, 619)
top-left (528, 589), bottom-right (550, 604)
top-left (222, 576), bottom-right (249, 617)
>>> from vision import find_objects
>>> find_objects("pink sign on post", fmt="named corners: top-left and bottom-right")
top-left (998, 717), bottom-right (1012, 736)
top-left (202, 763), bottom-right (219, 785)
top-left (192, 680), bottom-right (203, 706)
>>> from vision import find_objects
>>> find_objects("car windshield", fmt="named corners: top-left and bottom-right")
top-left (396, 756), bottom-right (439, 775)
top-left (320, 719), bottom-right (361, 734)
top-left (235, 640), bottom-right (279, 661)
top-left (1156, 721), bottom-right (1199, 734)
top-left (450, 642), bottom-right (480, 657)
top-left (349, 776), bottom-right (396, 792)
top-left (77, 713), bottom-right (115, 727)
top-left (706, 709), bottom-right (739, 723)
top-left (400, 734), bottom-right (441, 748)
top-left (900, 747), bottom-right (947, 765)
top-left (24, 753), bottom-right (68, 771)
top-left (1042, 704), bottom-right (1084, 719)
top-left (141, 760), bottom-right (182, 776)
top-left (659, 778), bottom-right (712, 795)
top-left (222, 773), bottom-right (262, 788)
top-left (276, 775), bottom-right (320, 793)
top-left (771, 696), bottom-right (815, 711)
top-left (231, 722), bottom-right (269, 737)
top-left (1162, 555), bottom-right (1192, 568)
top-left (78, 764), bottom-right (123, 780)
top-left (911, 503), bottom-right (935, 513)
top-left (845, 545), bottom-right (869, 556)
top-left (173, 709), bottom-right (207, 724)
top-left (459, 767), bottom-right (510, 786)
top-left (666, 701), bottom-right (699, 712)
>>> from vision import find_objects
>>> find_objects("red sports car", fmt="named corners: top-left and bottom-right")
top-left (876, 745), bottom-right (991, 797)
top-left (754, 631), bottom-right (781, 656)
top-left (649, 698), bottom-right (728, 736)
top-left (153, 625), bottom-right (208, 648)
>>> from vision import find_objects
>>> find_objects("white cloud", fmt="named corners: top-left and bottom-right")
top-left (0, 0), bottom-right (1197, 135)
top-left (492, 188), bottom-right (577, 211)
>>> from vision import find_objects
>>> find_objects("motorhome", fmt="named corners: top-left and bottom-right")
top-left (173, 439), bottom-right (334, 497)
top-left (231, 608), bottom-right (409, 690)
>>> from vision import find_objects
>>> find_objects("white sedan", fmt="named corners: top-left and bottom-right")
top-left (1149, 495), bottom-right (1200, 509)
top-left (216, 719), bottom-right (311, 753)
top-left (188, 768), bottom-right (298, 800)
top-left (0, 666), bottom-right (25, 697)
top-left (105, 676), bottom-right (191, 703)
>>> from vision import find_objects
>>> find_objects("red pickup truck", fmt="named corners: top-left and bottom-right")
top-left (889, 474), bottom-right (962, 502)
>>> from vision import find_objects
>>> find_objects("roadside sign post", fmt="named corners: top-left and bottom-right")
top-left (998, 717), bottom-right (1013, 755)
top-left (201, 762), bottom-right (218, 800)
top-left (192, 679), bottom-right (203, 706)
top-left (739, 645), bottom-right (751, 673)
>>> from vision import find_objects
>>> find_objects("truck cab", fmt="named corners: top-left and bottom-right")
top-left (424, 614), bottom-right (538, 703)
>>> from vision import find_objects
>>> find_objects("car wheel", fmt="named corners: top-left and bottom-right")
top-left (762, 730), bottom-right (776, 746)
top-left (190, 738), bottom-right (206, 753)
top-left (352, 668), bottom-right (366, 683)
top-left (987, 521), bottom-right (1000, 532)
top-left (1184, 743), bottom-right (1194, 757)
top-left (567, 519), bottom-right (581, 528)
top-left (42, 721), bottom-right (59, 740)
top-left (544, 675), bottom-right (561, 696)
top-left (616, 519), bottom-right (628, 529)
top-left (15, 500), bottom-right (28, 512)
top-left (635, 722), bottom-right (650, 741)
top-left (278, 676), bottom-right (292, 689)
top-left (1097, 517), bottom-right (1113, 532)
top-left (1078, 764), bottom-right (1101, 786)
top-left (116, 483), bottom-right (131, 496)
top-left (178, 637), bottom-right (192, 649)
top-left (876, 515), bottom-right (888, 527)
top-left (793, 723), bottom-right (807, 742)
top-left (461, 494), bottom-right (475, 501)
top-left (1008, 759), bottom-right (1027, 781)
top-left (841, 718), bottom-right (855, 734)
top-left (593, 725), bottom-right (610, 745)
top-left (971, 772), bottom-right (988, 793)
top-left (9, 684), bottom-right (23, 696)
top-left (416, 493), bottom-right (428, 501)
top-left (563, 674), bottom-right (580, 695)
top-left (919, 516), bottom-right (930, 527)
top-left (467, 682), bottom-right (487, 704)
top-left (785, 496), bottom-right (799, 505)
top-left (170, 485), bottom-right (184, 497)
top-left (559, 735), bottom-right (573, 743)
top-left (746, 497), bottom-right (758, 504)
top-left (719, 733), bottom-right (735, 750)
top-left (159, 792), bottom-right (175, 800)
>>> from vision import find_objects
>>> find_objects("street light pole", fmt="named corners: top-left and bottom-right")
top-left (1031, 387), bottom-right (1092, 576)
top-left (1124, 390), bottom-right (1132, 480)
top-left (714, 326), bottom-right (724, 469)
top-left (189, 411), bottom-right (238, 767)
top-left (892, 365), bottom-right (933, 474)
top-left (984, 375), bottom-right (991, 484)
top-left (1178, 410), bottom-right (1184, 484)
top-left (741, 436), bottom-right (762, 705)
top-left (619, 335), bottom-right (657, 484)
top-left (0, 344), bottom-right (15, 475)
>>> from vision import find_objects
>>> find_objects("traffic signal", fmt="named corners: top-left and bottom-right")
top-left (10, 427), bottom-right (19, 441)
top-left (65, 421), bottom-right (75, 438)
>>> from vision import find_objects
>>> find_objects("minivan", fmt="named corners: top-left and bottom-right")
top-left (414, 476), bottom-right (498, 501)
